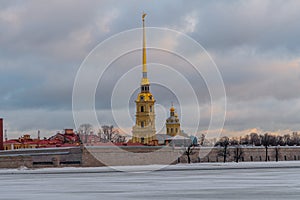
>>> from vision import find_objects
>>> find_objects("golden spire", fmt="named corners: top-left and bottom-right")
top-left (141, 12), bottom-right (149, 86)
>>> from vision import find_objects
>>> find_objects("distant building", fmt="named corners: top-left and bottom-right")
top-left (3, 129), bottom-right (81, 150)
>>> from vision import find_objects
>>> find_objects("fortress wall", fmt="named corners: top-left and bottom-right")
top-left (82, 146), bottom-right (300, 166)
top-left (82, 146), bottom-right (180, 167)
top-left (1, 146), bottom-right (300, 168)
top-left (0, 156), bottom-right (33, 168)
top-left (187, 146), bottom-right (300, 163)
top-left (0, 147), bottom-right (82, 168)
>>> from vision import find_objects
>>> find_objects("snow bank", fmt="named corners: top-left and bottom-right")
top-left (1, 161), bottom-right (300, 174)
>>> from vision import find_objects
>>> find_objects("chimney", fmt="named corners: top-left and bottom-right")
top-left (38, 130), bottom-right (40, 140)
top-left (4, 129), bottom-right (7, 141)
top-left (0, 118), bottom-right (4, 150)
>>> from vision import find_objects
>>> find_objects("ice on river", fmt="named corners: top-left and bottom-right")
top-left (1, 161), bottom-right (300, 200)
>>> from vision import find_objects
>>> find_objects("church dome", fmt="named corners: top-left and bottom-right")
top-left (170, 106), bottom-right (175, 112)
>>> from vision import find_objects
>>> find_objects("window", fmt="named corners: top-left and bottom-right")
top-left (140, 95), bottom-right (144, 101)
top-left (141, 106), bottom-right (144, 112)
top-left (141, 137), bottom-right (145, 144)
top-left (175, 128), bottom-right (178, 133)
top-left (167, 128), bottom-right (169, 133)
top-left (141, 121), bottom-right (144, 128)
top-left (171, 128), bottom-right (173, 133)
top-left (150, 106), bottom-right (152, 112)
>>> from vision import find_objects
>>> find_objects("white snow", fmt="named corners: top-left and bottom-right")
top-left (1, 162), bottom-right (300, 199)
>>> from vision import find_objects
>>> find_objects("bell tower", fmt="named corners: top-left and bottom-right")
top-left (166, 105), bottom-right (181, 137)
top-left (132, 13), bottom-right (156, 144)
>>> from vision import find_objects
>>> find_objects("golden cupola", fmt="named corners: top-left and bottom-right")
top-left (166, 104), bottom-right (181, 137)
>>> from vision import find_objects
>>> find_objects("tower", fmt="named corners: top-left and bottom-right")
top-left (166, 105), bottom-right (181, 137)
top-left (0, 118), bottom-right (3, 150)
top-left (132, 13), bottom-right (156, 144)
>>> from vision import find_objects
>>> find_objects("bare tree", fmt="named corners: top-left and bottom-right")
top-left (241, 134), bottom-right (250, 145)
top-left (262, 133), bottom-right (270, 162)
top-left (234, 145), bottom-right (243, 163)
top-left (250, 132), bottom-right (260, 146)
top-left (78, 123), bottom-right (93, 143)
top-left (283, 134), bottom-right (291, 146)
top-left (101, 125), bottom-right (125, 143)
top-left (216, 136), bottom-right (230, 163)
top-left (184, 144), bottom-right (195, 164)
top-left (199, 134), bottom-right (206, 146)
top-left (275, 145), bottom-right (280, 162)
top-left (97, 128), bottom-right (103, 142)
top-left (292, 132), bottom-right (300, 146)
top-left (78, 124), bottom-right (93, 134)
top-left (101, 125), bottom-right (113, 142)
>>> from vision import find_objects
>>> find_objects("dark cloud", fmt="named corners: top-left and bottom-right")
top-left (1, 0), bottom-right (300, 136)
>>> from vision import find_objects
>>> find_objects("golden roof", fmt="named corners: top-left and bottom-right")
top-left (136, 92), bottom-right (155, 102)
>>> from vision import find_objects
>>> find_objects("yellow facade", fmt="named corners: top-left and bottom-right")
top-left (132, 13), bottom-right (157, 145)
top-left (3, 134), bottom-right (37, 150)
top-left (166, 106), bottom-right (181, 137)
top-left (4, 143), bottom-right (36, 150)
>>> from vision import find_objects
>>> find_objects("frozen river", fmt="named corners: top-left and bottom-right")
top-left (1, 163), bottom-right (300, 200)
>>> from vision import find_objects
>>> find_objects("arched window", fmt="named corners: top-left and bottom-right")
top-left (141, 121), bottom-right (144, 128)
top-left (171, 128), bottom-right (173, 133)
top-left (141, 106), bottom-right (144, 112)
top-left (150, 106), bottom-right (152, 112)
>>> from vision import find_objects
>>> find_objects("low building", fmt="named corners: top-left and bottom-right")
top-left (3, 129), bottom-right (81, 150)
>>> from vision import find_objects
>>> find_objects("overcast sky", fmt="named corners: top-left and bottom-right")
top-left (1, 0), bottom-right (300, 139)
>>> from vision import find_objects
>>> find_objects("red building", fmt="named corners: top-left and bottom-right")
top-left (3, 129), bottom-right (81, 150)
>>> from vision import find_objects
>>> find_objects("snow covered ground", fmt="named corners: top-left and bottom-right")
top-left (1, 161), bottom-right (300, 199)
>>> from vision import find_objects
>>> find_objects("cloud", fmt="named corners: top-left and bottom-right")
top-left (1, 0), bottom-right (300, 137)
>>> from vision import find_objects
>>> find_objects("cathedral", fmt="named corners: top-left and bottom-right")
top-left (132, 13), bottom-right (157, 145)
top-left (131, 14), bottom-right (181, 145)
